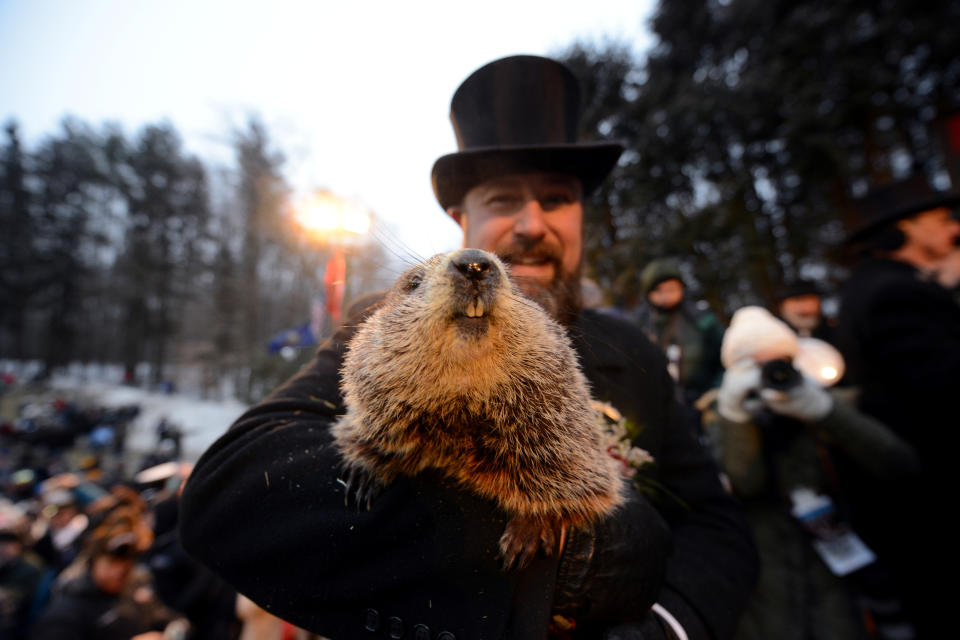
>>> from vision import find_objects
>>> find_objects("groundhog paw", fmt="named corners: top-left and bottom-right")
top-left (499, 515), bottom-right (558, 571)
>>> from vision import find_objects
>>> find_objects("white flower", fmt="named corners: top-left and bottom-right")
top-left (591, 400), bottom-right (654, 480)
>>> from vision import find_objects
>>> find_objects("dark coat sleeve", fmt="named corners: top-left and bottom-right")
top-left (29, 602), bottom-right (88, 640)
top-left (855, 274), bottom-right (960, 392)
top-left (178, 313), bottom-right (558, 640)
top-left (839, 260), bottom-right (960, 464)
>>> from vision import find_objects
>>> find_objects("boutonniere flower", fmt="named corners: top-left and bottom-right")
top-left (592, 400), bottom-right (654, 480)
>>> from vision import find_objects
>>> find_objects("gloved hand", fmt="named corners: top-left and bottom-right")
top-left (553, 491), bottom-right (670, 624)
top-left (759, 375), bottom-right (833, 422)
top-left (716, 362), bottom-right (764, 423)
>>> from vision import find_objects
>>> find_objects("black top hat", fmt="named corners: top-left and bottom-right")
top-left (846, 174), bottom-right (960, 245)
top-left (431, 55), bottom-right (624, 210)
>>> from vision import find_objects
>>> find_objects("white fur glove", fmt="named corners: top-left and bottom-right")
top-left (716, 362), bottom-right (764, 423)
top-left (759, 376), bottom-right (834, 422)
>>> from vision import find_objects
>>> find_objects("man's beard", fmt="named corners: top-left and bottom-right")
top-left (496, 242), bottom-right (582, 325)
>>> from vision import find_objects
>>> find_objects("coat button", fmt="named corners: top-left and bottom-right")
top-left (364, 608), bottom-right (379, 632)
top-left (437, 633), bottom-right (456, 640)
top-left (387, 616), bottom-right (404, 639)
top-left (412, 624), bottom-right (430, 640)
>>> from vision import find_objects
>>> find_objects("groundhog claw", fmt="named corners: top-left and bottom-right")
top-left (341, 466), bottom-right (382, 510)
top-left (499, 515), bottom-right (557, 571)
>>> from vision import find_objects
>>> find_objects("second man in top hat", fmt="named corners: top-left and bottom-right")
top-left (836, 174), bottom-right (960, 637)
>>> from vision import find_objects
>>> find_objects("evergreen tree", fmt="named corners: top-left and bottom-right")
top-left (108, 123), bottom-right (210, 384)
top-left (560, 0), bottom-right (960, 312)
top-left (0, 122), bottom-right (34, 358)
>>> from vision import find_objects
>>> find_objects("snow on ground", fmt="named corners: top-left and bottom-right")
top-left (49, 378), bottom-right (249, 463)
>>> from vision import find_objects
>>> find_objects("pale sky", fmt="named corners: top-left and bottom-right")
top-left (0, 0), bottom-right (655, 257)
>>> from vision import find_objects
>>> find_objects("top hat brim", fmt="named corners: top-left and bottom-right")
top-left (431, 142), bottom-right (623, 211)
top-left (845, 190), bottom-right (960, 245)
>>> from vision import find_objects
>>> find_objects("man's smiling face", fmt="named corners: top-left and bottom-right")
top-left (449, 172), bottom-right (584, 321)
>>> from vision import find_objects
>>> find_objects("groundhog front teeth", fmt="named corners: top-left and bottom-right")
top-left (465, 298), bottom-right (485, 318)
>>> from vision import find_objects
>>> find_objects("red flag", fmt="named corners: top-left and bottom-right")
top-left (324, 250), bottom-right (346, 326)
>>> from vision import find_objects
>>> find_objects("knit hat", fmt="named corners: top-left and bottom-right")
top-left (721, 306), bottom-right (798, 369)
top-left (640, 259), bottom-right (684, 295)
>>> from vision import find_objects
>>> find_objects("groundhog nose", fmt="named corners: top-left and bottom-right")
top-left (451, 249), bottom-right (493, 281)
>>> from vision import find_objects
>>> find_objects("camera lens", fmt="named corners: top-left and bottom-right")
top-left (760, 359), bottom-right (802, 391)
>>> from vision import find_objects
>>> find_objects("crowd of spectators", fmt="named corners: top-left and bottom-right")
top-left (0, 390), bottom-right (320, 640)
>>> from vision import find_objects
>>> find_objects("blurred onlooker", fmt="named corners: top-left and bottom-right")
top-left (837, 174), bottom-right (960, 636)
top-left (141, 464), bottom-right (241, 640)
top-left (632, 258), bottom-right (725, 405)
top-left (30, 487), bottom-right (86, 574)
top-left (701, 307), bottom-right (918, 640)
top-left (0, 501), bottom-right (46, 640)
top-left (30, 508), bottom-right (185, 640)
top-left (775, 279), bottom-right (838, 345)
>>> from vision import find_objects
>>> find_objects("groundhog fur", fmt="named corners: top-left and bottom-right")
top-left (331, 249), bottom-right (625, 569)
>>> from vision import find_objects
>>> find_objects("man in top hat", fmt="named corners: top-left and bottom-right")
top-left (836, 174), bottom-right (960, 637)
top-left (180, 55), bottom-right (757, 640)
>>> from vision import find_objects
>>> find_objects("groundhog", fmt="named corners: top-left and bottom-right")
top-left (332, 248), bottom-right (625, 569)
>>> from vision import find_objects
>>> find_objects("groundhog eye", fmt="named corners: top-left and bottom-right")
top-left (404, 274), bottom-right (423, 292)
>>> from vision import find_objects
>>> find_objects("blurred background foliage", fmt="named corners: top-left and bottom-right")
top-left (560, 0), bottom-right (960, 313)
top-left (1, 117), bottom-right (393, 401)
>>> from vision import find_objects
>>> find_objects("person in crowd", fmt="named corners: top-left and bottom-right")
top-left (836, 174), bottom-right (960, 637)
top-left (179, 55), bottom-right (757, 639)
top-left (30, 487), bottom-right (86, 574)
top-left (774, 279), bottom-right (838, 345)
top-left (141, 466), bottom-right (241, 640)
top-left (0, 500), bottom-right (46, 640)
top-left (30, 509), bottom-right (186, 640)
top-left (632, 258), bottom-right (725, 406)
top-left (700, 306), bottom-right (919, 640)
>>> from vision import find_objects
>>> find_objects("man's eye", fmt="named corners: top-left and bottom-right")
top-left (541, 193), bottom-right (573, 209)
top-left (486, 193), bottom-right (520, 207)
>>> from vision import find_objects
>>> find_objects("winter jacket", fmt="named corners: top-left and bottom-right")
top-left (180, 299), bottom-right (757, 640)
top-left (0, 552), bottom-right (45, 640)
top-left (633, 301), bottom-right (725, 405)
top-left (29, 573), bottom-right (176, 640)
top-left (836, 257), bottom-right (960, 636)
top-left (700, 392), bottom-right (919, 640)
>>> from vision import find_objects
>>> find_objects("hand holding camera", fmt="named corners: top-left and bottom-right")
top-left (717, 358), bottom-right (834, 423)
top-left (717, 307), bottom-right (840, 424)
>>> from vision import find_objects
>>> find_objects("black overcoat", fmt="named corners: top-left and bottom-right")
top-left (179, 303), bottom-right (757, 640)
top-left (836, 257), bottom-right (960, 636)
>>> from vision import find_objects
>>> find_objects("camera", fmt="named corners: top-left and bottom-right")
top-left (760, 358), bottom-right (803, 391)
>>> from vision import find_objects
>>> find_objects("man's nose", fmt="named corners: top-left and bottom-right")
top-left (513, 199), bottom-right (547, 241)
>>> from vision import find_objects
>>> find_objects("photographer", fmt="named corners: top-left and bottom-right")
top-left (698, 307), bottom-right (919, 640)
